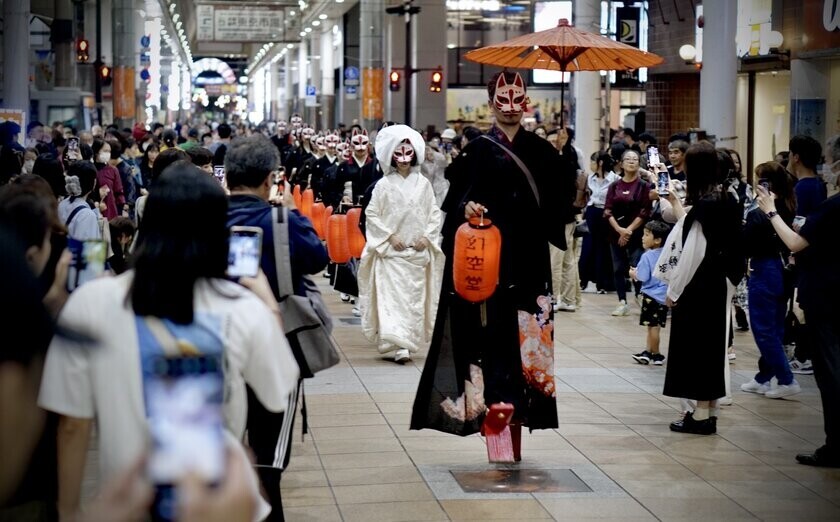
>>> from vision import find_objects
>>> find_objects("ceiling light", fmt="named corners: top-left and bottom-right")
top-left (172, 13), bottom-right (179, 22)
top-left (305, 27), bottom-right (312, 33)
top-left (312, 20), bottom-right (320, 26)
top-left (319, 14), bottom-right (328, 20)
top-left (299, 31), bottom-right (306, 37)
top-left (290, 10), bottom-right (295, 16)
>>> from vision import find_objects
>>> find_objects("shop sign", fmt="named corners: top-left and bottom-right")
top-left (793, 0), bottom-right (840, 56)
top-left (195, 3), bottom-right (287, 42)
top-left (825, 0), bottom-right (840, 31)
top-left (617, 7), bottom-right (640, 48)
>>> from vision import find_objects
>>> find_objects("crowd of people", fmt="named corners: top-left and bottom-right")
top-left (1, 79), bottom-right (840, 521)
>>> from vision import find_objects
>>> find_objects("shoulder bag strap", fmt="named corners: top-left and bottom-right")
top-left (143, 316), bottom-right (184, 357)
top-left (479, 134), bottom-right (540, 207)
top-left (271, 206), bottom-right (296, 299)
top-left (65, 204), bottom-right (86, 227)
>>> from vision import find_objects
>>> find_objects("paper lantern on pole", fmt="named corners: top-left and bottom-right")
top-left (453, 215), bottom-right (502, 303)
top-left (323, 205), bottom-right (333, 238)
top-left (293, 185), bottom-right (302, 209)
top-left (311, 202), bottom-right (326, 239)
top-left (345, 207), bottom-right (366, 258)
top-left (301, 188), bottom-right (314, 219)
top-left (326, 214), bottom-right (351, 263)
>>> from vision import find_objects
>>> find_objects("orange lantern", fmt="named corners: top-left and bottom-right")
top-left (453, 216), bottom-right (502, 303)
top-left (323, 205), bottom-right (333, 238)
top-left (345, 207), bottom-right (366, 258)
top-left (326, 214), bottom-right (351, 263)
top-left (301, 188), bottom-right (314, 219)
top-left (293, 185), bottom-right (302, 209)
top-left (311, 202), bottom-right (326, 239)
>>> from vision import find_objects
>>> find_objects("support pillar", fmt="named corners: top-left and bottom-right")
top-left (573, 0), bottom-right (601, 160)
top-left (112, 0), bottom-right (136, 127)
top-left (2, 0), bottom-right (30, 112)
top-left (360, 0), bottom-right (385, 130)
top-left (54, 0), bottom-right (76, 88)
top-left (269, 61), bottom-right (279, 121)
top-left (320, 21), bottom-right (335, 130)
top-left (699, 0), bottom-right (737, 149)
top-left (297, 40), bottom-right (307, 116)
top-left (308, 30), bottom-right (322, 126)
top-left (284, 52), bottom-right (293, 121)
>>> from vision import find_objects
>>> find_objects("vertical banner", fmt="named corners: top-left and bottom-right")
top-left (362, 68), bottom-right (384, 120)
top-left (616, 6), bottom-right (640, 48)
top-left (113, 67), bottom-right (136, 119)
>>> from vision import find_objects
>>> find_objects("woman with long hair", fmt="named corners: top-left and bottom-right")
top-left (39, 164), bottom-right (298, 520)
top-left (604, 148), bottom-right (652, 316)
top-left (660, 142), bottom-right (745, 434)
top-left (740, 161), bottom-right (801, 398)
top-left (579, 152), bottom-right (619, 293)
top-left (138, 142), bottom-right (159, 191)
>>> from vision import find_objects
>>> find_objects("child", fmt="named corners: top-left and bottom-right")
top-left (629, 220), bottom-right (671, 365)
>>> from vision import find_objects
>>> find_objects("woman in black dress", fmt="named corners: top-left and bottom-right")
top-left (660, 142), bottom-right (745, 435)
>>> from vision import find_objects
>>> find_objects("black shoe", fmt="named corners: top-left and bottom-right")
top-left (632, 350), bottom-right (651, 365)
top-left (650, 353), bottom-right (665, 366)
top-left (796, 446), bottom-right (840, 468)
top-left (735, 308), bottom-right (749, 331)
top-left (669, 411), bottom-right (716, 435)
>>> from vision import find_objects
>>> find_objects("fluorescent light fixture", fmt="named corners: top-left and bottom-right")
top-left (446, 0), bottom-right (500, 11)
top-left (287, 43), bottom-right (294, 48)
top-left (305, 27), bottom-right (312, 32)
top-left (319, 14), bottom-right (328, 20)
top-left (312, 20), bottom-right (320, 26)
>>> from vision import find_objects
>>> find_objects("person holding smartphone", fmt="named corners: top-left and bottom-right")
top-left (39, 164), bottom-right (299, 521)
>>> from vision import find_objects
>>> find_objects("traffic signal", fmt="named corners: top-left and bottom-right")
top-left (389, 70), bottom-right (401, 92)
top-left (99, 64), bottom-right (112, 86)
top-left (76, 39), bottom-right (89, 63)
top-left (429, 70), bottom-right (442, 93)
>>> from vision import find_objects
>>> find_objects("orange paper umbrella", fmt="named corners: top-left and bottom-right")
top-left (464, 18), bottom-right (663, 125)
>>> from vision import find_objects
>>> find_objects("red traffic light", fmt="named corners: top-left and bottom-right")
top-left (429, 70), bottom-right (442, 93)
top-left (389, 70), bottom-right (401, 92)
top-left (99, 64), bottom-right (112, 86)
top-left (76, 39), bottom-right (89, 63)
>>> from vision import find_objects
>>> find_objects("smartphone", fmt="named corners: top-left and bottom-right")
top-left (227, 226), bottom-right (263, 278)
top-left (146, 354), bottom-right (225, 522)
top-left (657, 172), bottom-right (670, 196)
top-left (66, 238), bottom-right (107, 292)
top-left (213, 165), bottom-right (226, 187)
top-left (67, 137), bottom-right (79, 151)
top-left (647, 146), bottom-right (660, 167)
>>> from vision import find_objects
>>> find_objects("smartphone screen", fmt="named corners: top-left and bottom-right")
top-left (227, 226), bottom-right (263, 278)
top-left (657, 172), bottom-right (670, 196)
top-left (146, 354), bottom-right (225, 522)
top-left (67, 137), bottom-right (79, 151)
top-left (66, 238), bottom-right (107, 292)
top-left (647, 146), bottom-right (660, 167)
top-left (213, 165), bottom-right (226, 188)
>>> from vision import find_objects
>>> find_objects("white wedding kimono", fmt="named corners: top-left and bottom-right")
top-left (358, 125), bottom-right (445, 354)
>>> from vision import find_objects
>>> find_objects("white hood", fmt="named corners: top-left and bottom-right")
top-left (374, 124), bottom-right (425, 175)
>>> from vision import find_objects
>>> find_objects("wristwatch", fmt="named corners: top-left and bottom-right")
top-left (767, 210), bottom-right (778, 219)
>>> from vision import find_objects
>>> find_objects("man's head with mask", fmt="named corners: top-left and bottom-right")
top-left (488, 71), bottom-right (529, 127)
top-left (325, 131), bottom-right (340, 158)
top-left (351, 128), bottom-right (370, 160)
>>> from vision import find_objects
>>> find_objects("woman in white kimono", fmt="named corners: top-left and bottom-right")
top-left (358, 125), bottom-right (445, 363)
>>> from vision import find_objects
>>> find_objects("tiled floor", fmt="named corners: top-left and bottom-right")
top-left (281, 279), bottom-right (840, 521)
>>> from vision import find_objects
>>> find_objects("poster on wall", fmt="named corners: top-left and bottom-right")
top-left (791, 98), bottom-right (827, 144)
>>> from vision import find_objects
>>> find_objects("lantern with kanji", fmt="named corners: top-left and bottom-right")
top-left (311, 202), bottom-right (326, 239)
top-left (453, 216), bottom-right (502, 303)
top-left (293, 185), bottom-right (302, 209)
top-left (323, 205), bottom-right (333, 239)
top-left (345, 207), bottom-right (366, 258)
top-left (326, 214), bottom-right (351, 263)
top-left (301, 188), bottom-right (314, 219)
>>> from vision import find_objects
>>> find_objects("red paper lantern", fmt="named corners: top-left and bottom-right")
top-left (301, 188), bottom-right (314, 219)
top-left (345, 207), bottom-right (366, 258)
top-left (311, 202), bottom-right (326, 239)
top-left (453, 216), bottom-right (502, 303)
top-left (293, 185), bottom-right (302, 209)
top-left (326, 214), bottom-right (351, 263)
top-left (323, 205), bottom-right (333, 238)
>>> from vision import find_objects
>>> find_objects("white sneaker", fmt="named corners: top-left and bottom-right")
top-left (554, 301), bottom-right (576, 312)
top-left (740, 379), bottom-right (771, 394)
top-left (728, 347), bottom-right (737, 361)
top-left (340, 293), bottom-right (351, 302)
top-left (718, 396), bottom-right (733, 406)
top-left (611, 301), bottom-right (630, 316)
top-left (352, 306), bottom-right (361, 317)
top-left (394, 349), bottom-right (411, 363)
top-left (790, 359), bottom-right (814, 375)
top-left (765, 381), bottom-right (802, 399)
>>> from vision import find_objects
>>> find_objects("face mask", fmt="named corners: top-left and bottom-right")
top-left (23, 160), bottom-right (35, 173)
top-left (351, 129), bottom-right (370, 152)
top-left (492, 72), bottom-right (528, 115)
top-left (98, 153), bottom-right (111, 164)
top-left (393, 142), bottom-right (415, 165)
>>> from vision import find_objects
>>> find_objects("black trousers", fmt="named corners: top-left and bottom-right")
top-left (805, 312), bottom-right (840, 454)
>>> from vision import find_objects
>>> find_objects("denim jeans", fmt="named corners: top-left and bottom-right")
top-left (748, 256), bottom-right (794, 386)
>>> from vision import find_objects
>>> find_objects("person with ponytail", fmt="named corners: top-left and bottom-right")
top-left (57, 161), bottom-right (101, 240)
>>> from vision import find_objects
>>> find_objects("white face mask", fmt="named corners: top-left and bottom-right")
top-left (22, 160), bottom-right (35, 173)
top-left (98, 152), bottom-right (110, 164)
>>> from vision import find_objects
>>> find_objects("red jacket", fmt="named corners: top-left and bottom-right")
top-left (96, 164), bottom-right (125, 220)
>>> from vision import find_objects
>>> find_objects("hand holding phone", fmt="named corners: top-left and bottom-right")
top-left (227, 226), bottom-right (263, 278)
top-left (657, 172), bottom-right (670, 197)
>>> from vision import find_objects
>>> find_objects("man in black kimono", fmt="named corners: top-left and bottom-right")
top-left (411, 71), bottom-right (575, 462)
top-left (325, 128), bottom-right (381, 208)
top-left (285, 125), bottom-right (317, 182)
